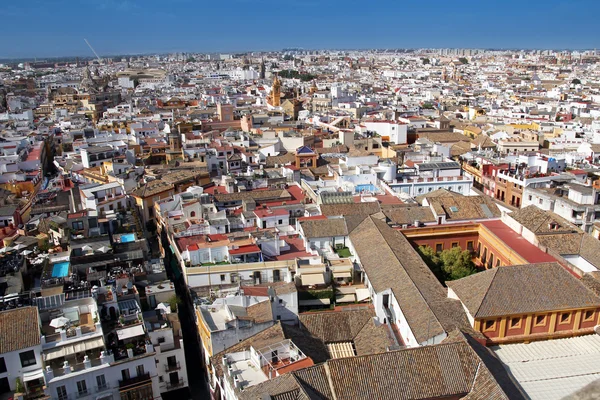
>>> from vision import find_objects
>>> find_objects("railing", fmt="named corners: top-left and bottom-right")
top-left (164, 362), bottom-right (180, 372)
top-left (165, 378), bottom-right (184, 390)
top-left (76, 390), bottom-right (89, 399)
top-left (94, 383), bottom-right (110, 393)
top-left (119, 372), bottom-right (151, 389)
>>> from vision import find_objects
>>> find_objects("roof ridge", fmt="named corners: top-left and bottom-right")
top-left (368, 216), bottom-right (445, 335)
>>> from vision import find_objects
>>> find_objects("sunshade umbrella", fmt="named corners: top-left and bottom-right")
top-left (49, 317), bottom-right (70, 328)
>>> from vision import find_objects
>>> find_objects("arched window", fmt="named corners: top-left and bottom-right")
top-left (190, 211), bottom-right (196, 218)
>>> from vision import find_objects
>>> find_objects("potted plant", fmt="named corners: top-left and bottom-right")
top-left (15, 377), bottom-right (25, 395)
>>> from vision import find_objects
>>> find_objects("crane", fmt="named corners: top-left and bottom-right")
top-left (83, 38), bottom-right (102, 63)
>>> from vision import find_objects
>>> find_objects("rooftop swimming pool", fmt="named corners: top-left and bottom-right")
top-left (355, 184), bottom-right (378, 194)
top-left (51, 262), bottom-right (70, 278)
top-left (120, 233), bottom-right (136, 243)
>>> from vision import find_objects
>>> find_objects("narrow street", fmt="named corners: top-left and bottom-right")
top-left (161, 230), bottom-right (210, 399)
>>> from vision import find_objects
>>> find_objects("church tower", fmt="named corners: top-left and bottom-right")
top-left (169, 131), bottom-right (181, 151)
top-left (271, 74), bottom-right (281, 107)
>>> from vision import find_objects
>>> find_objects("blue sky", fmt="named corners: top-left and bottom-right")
top-left (1, 0), bottom-right (599, 58)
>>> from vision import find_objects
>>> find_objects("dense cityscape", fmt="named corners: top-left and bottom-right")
top-left (0, 47), bottom-right (599, 400)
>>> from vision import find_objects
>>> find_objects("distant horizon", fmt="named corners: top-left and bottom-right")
top-left (1, 46), bottom-right (599, 63)
top-left (1, 0), bottom-right (599, 59)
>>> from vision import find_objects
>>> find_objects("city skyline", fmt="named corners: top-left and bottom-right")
top-left (1, 0), bottom-right (599, 58)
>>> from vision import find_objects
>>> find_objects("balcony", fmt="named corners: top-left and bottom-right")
top-left (75, 389), bottom-right (90, 399)
top-left (94, 383), bottom-right (111, 394)
top-left (165, 378), bottom-right (184, 390)
top-left (164, 362), bottom-right (181, 372)
top-left (119, 372), bottom-right (151, 390)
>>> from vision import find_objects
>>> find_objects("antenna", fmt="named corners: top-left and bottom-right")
top-left (84, 38), bottom-right (102, 63)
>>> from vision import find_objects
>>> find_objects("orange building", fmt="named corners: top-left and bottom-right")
top-left (447, 262), bottom-right (600, 344)
top-left (401, 219), bottom-right (558, 270)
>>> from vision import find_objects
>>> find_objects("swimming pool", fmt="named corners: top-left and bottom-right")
top-left (51, 262), bottom-right (70, 278)
top-left (120, 233), bottom-right (136, 243)
top-left (355, 184), bottom-right (378, 193)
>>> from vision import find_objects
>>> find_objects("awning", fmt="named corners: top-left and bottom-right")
top-left (73, 337), bottom-right (104, 353)
top-left (356, 288), bottom-right (370, 302)
top-left (336, 294), bottom-right (356, 303)
top-left (332, 271), bottom-right (352, 279)
top-left (44, 337), bottom-right (106, 361)
top-left (44, 345), bottom-right (71, 361)
top-left (117, 324), bottom-right (145, 341)
top-left (23, 369), bottom-right (45, 382)
top-left (299, 299), bottom-right (330, 306)
top-left (301, 273), bottom-right (325, 286)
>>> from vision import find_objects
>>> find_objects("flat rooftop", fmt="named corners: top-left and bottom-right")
top-left (480, 220), bottom-right (557, 264)
top-left (492, 334), bottom-right (600, 400)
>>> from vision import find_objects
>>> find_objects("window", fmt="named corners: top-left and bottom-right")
top-left (496, 259), bottom-right (501, 267)
top-left (483, 320), bottom-right (496, 332)
top-left (467, 241), bottom-right (474, 252)
top-left (559, 312), bottom-right (571, 324)
top-left (76, 380), bottom-right (88, 396)
top-left (539, 198), bottom-right (543, 205)
top-left (136, 365), bottom-right (145, 377)
top-left (220, 274), bottom-right (226, 282)
top-left (56, 386), bottom-right (67, 400)
top-left (72, 221), bottom-right (84, 230)
top-left (435, 243), bottom-right (443, 253)
top-left (509, 317), bottom-right (521, 329)
top-left (278, 220), bottom-right (283, 225)
top-left (583, 310), bottom-right (595, 322)
top-left (190, 211), bottom-right (196, 218)
top-left (19, 350), bottom-right (36, 367)
top-left (0, 358), bottom-right (5, 374)
top-left (451, 242), bottom-right (458, 248)
top-left (534, 315), bottom-right (547, 326)
top-left (96, 374), bottom-right (107, 391)
top-left (121, 369), bottom-right (130, 381)
top-left (278, 298), bottom-right (283, 304)
top-left (528, 195), bottom-right (532, 201)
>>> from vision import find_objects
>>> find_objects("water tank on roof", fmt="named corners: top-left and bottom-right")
top-left (379, 160), bottom-right (397, 182)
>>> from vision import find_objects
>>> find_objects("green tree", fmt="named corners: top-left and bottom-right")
top-left (168, 295), bottom-right (182, 312)
top-left (421, 58), bottom-right (430, 65)
top-left (571, 78), bottom-right (581, 85)
top-left (458, 57), bottom-right (469, 64)
top-left (438, 247), bottom-right (477, 280)
top-left (417, 245), bottom-right (477, 283)
top-left (417, 245), bottom-right (444, 281)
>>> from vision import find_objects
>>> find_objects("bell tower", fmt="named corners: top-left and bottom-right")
top-left (271, 74), bottom-right (281, 107)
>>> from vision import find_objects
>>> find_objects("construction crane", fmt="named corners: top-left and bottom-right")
top-left (84, 38), bottom-right (102, 64)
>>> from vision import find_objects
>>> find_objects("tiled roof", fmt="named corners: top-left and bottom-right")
top-left (0, 307), bottom-right (41, 353)
top-left (319, 202), bottom-right (381, 217)
top-left (383, 205), bottom-right (436, 225)
top-left (325, 342), bottom-right (483, 400)
top-left (350, 216), bottom-right (477, 343)
top-left (427, 195), bottom-right (501, 220)
top-left (509, 205), bottom-right (579, 234)
top-left (130, 179), bottom-right (174, 198)
top-left (300, 218), bottom-right (348, 238)
top-left (214, 189), bottom-right (291, 203)
top-left (447, 263), bottom-right (600, 318)
top-left (245, 300), bottom-right (274, 324)
top-left (298, 309), bottom-right (390, 355)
